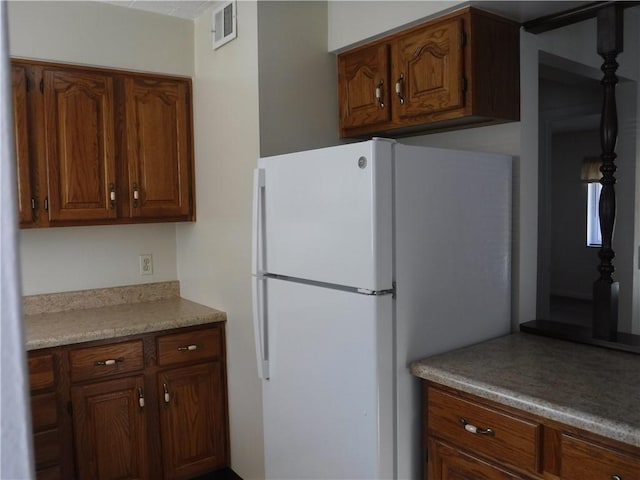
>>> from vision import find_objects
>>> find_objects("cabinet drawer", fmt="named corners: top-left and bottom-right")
top-left (36, 465), bottom-right (62, 480)
top-left (427, 386), bottom-right (541, 473)
top-left (69, 340), bottom-right (144, 382)
top-left (31, 392), bottom-right (57, 431)
top-left (157, 326), bottom-right (222, 366)
top-left (28, 354), bottom-right (54, 391)
top-left (429, 439), bottom-right (529, 479)
top-left (562, 434), bottom-right (640, 479)
top-left (34, 429), bottom-right (61, 468)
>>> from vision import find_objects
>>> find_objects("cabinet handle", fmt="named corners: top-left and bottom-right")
top-left (612, 476), bottom-right (622, 480)
top-left (375, 80), bottom-right (385, 108)
top-left (177, 344), bottom-right (199, 352)
top-left (459, 417), bottom-right (494, 436)
top-left (109, 183), bottom-right (116, 209)
top-left (94, 357), bottom-right (125, 366)
top-left (133, 183), bottom-right (139, 208)
top-left (138, 387), bottom-right (145, 409)
top-left (395, 74), bottom-right (405, 105)
top-left (163, 383), bottom-right (170, 407)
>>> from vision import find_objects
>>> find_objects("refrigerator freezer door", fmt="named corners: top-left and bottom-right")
top-left (256, 139), bottom-right (393, 291)
top-left (261, 278), bottom-right (394, 480)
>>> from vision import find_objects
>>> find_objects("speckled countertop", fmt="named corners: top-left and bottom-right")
top-left (410, 332), bottom-right (640, 448)
top-left (24, 281), bottom-right (226, 350)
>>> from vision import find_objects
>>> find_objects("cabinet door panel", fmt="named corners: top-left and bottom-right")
top-left (12, 65), bottom-right (34, 225)
top-left (429, 440), bottom-right (528, 480)
top-left (338, 43), bottom-right (391, 130)
top-left (561, 434), bottom-right (640, 479)
top-left (71, 375), bottom-right (148, 480)
top-left (158, 362), bottom-right (228, 480)
top-left (43, 69), bottom-right (116, 222)
top-left (392, 17), bottom-right (464, 120)
top-left (125, 77), bottom-right (191, 219)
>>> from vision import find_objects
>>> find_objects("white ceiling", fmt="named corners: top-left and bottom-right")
top-left (101, 1), bottom-right (215, 20)
top-left (99, 1), bottom-right (595, 22)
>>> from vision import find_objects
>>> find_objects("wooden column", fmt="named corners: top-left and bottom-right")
top-left (592, 4), bottom-right (623, 341)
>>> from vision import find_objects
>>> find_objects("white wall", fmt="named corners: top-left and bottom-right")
top-left (328, 0), bottom-right (462, 52)
top-left (176, 2), bottom-right (263, 478)
top-left (177, 2), bottom-right (339, 478)
top-left (257, 1), bottom-right (337, 156)
top-left (8, 1), bottom-right (194, 295)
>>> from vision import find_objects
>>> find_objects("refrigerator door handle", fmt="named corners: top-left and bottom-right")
top-left (252, 275), bottom-right (270, 380)
top-left (251, 168), bottom-right (266, 276)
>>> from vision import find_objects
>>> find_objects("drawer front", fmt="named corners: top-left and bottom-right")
top-left (157, 326), bottom-right (222, 366)
top-left (428, 386), bottom-right (541, 473)
top-left (562, 434), bottom-right (640, 479)
top-left (34, 429), bottom-right (61, 468)
top-left (28, 354), bottom-right (55, 391)
top-left (36, 465), bottom-right (62, 480)
top-left (69, 340), bottom-right (144, 383)
top-left (429, 439), bottom-right (529, 479)
top-left (31, 392), bottom-right (58, 431)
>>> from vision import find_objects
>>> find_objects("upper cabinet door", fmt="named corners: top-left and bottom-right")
top-left (124, 77), bottom-right (192, 220)
top-left (11, 65), bottom-right (34, 226)
top-left (43, 68), bottom-right (117, 222)
top-left (392, 17), bottom-right (464, 122)
top-left (338, 43), bottom-right (391, 131)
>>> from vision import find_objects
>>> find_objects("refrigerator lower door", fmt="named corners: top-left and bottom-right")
top-left (262, 277), bottom-right (394, 480)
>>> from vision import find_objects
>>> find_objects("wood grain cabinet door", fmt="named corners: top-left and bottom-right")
top-left (124, 77), bottom-right (192, 220)
top-left (158, 362), bottom-right (228, 480)
top-left (429, 440), bottom-right (529, 480)
top-left (11, 64), bottom-right (34, 226)
top-left (391, 16), bottom-right (464, 122)
top-left (42, 68), bottom-right (117, 222)
top-left (71, 375), bottom-right (149, 480)
top-left (338, 43), bottom-right (391, 131)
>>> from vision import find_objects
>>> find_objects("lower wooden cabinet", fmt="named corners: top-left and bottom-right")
top-left (28, 322), bottom-right (229, 480)
top-left (429, 439), bottom-right (528, 480)
top-left (423, 382), bottom-right (640, 480)
top-left (71, 375), bottom-right (149, 480)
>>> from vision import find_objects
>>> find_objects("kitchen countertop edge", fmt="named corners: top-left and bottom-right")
top-left (25, 297), bottom-right (227, 351)
top-left (410, 332), bottom-right (640, 448)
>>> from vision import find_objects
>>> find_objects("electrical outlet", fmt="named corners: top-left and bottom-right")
top-left (139, 254), bottom-right (153, 276)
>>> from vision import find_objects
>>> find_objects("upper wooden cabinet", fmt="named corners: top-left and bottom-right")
top-left (11, 59), bottom-right (195, 228)
top-left (123, 77), bottom-right (192, 220)
top-left (43, 67), bottom-right (117, 223)
top-left (11, 64), bottom-right (34, 227)
top-left (338, 7), bottom-right (520, 138)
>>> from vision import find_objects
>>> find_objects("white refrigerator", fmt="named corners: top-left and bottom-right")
top-left (251, 138), bottom-right (511, 480)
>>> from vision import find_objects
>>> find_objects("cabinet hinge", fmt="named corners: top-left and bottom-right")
top-left (461, 29), bottom-right (467, 48)
top-left (44, 198), bottom-right (49, 211)
top-left (39, 78), bottom-right (44, 94)
top-left (25, 76), bottom-right (31, 92)
top-left (461, 77), bottom-right (467, 93)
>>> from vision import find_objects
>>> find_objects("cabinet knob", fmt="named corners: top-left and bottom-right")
top-left (459, 417), bottom-right (494, 437)
top-left (163, 383), bottom-right (170, 407)
top-left (138, 387), bottom-right (145, 409)
top-left (94, 357), bottom-right (125, 366)
top-left (133, 183), bottom-right (140, 208)
top-left (395, 74), bottom-right (405, 105)
top-left (109, 183), bottom-right (116, 209)
top-left (375, 80), bottom-right (385, 108)
top-left (177, 344), bottom-right (198, 352)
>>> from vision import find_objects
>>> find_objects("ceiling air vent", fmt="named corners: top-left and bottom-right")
top-left (212, 0), bottom-right (237, 50)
